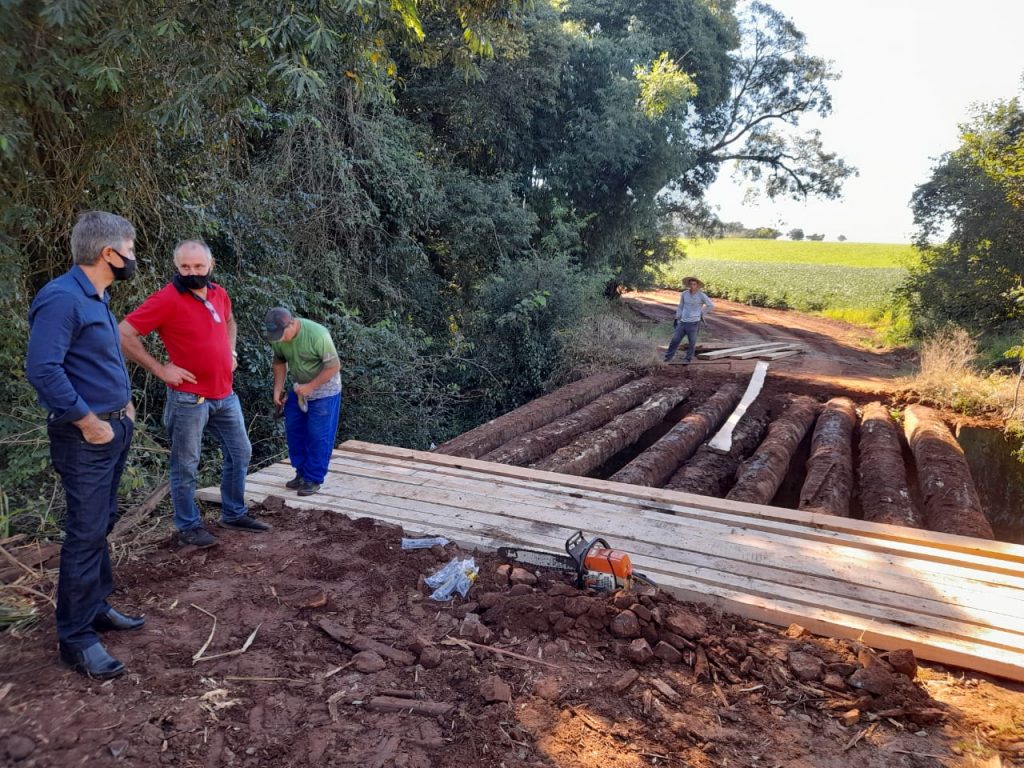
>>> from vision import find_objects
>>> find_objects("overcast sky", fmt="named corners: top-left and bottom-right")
top-left (706, 0), bottom-right (1024, 243)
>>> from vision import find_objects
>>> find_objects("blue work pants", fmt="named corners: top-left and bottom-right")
top-left (284, 391), bottom-right (342, 485)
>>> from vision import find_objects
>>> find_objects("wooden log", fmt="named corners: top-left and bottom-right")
top-left (727, 396), bottom-right (822, 505)
top-left (664, 403), bottom-right (770, 497)
top-left (532, 385), bottom-right (692, 476)
top-left (481, 378), bottom-right (661, 466)
top-left (609, 383), bottom-right (741, 487)
top-left (904, 405), bottom-right (993, 539)
top-left (798, 397), bottom-right (858, 517)
top-left (435, 370), bottom-right (632, 458)
top-left (858, 402), bottom-right (920, 527)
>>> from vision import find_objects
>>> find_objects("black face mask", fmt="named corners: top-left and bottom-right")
top-left (175, 273), bottom-right (211, 290)
top-left (107, 250), bottom-right (136, 281)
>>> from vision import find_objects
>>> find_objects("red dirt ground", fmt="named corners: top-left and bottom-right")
top-left (2, 504), bottom-right (1022, 768)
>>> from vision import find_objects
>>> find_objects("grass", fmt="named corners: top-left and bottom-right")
top-left (899, 327), bottom-right (1018, 417)
top-left (653, 239), bottom-right (919, 329)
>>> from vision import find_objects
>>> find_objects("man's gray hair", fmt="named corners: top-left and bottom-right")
top-left (173, 239), bottom-right (213, 264)
top-left (70, 211), bottom-right (136, 265)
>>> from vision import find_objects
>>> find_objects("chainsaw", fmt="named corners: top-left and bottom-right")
top-left (497, 531), bottom-right (656, 593)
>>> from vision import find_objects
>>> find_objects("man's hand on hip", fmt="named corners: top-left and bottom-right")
top-left (273, 389), bottom-right (286, 408)
top-left (74, 413), bottom-right (115, 445)
top-left (159, 363), bottom-right (197, 387)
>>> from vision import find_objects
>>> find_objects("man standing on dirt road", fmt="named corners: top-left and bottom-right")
top-left (26, 211), bottom-right (143, 680)
top-left (120, 240), bottom-right (270, 549)
top-left (664, 276), bottom-right (714, 364)
top-left (263, 307), bottom-right (342, 497)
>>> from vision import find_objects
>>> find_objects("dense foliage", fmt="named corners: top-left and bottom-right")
top-left (0, 0), bottom-right (849, 529)
top-left (903, 96), bottom-right (1024, 339)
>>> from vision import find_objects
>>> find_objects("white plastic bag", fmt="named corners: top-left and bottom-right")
top-left (425, 557), bottom-right (478, 601)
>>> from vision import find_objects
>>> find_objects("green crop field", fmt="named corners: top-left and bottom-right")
top-left (653, 238), bottom-right (919, 327)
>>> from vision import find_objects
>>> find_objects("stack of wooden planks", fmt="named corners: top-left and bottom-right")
top-left (697, 341), bottom-right (804, 361)
top-left (199, 440), bottom-right (1024, 682)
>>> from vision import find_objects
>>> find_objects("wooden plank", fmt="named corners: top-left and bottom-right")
top-left (698, 342), bottom-right (792, 360)
top-left (759, 349), bottom-right (802, 361)
top-left (707, 361), bottom-right (769, 453)
top-left (259, 458), bottom-right (1024, 601)
top-left (730, 345), bottom-right (801, 360)
top-left (333, 446), bottom-right (1024, 579)
top-left (249, 462), bottom-right (1024, 632)
top-left (205, 474), bottom-right (1024, 680)
top-left (339, 441), bottom-right (1024, 566)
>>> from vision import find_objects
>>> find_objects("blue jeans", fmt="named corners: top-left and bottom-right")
top-left (284, 391), bottom-right (341, 484)
top-left (48, 415), bottom-right (133, 650)
top-left (665, 321), bottom-right (700, 362)
top-left (164, 390), bottom-right (251, 531)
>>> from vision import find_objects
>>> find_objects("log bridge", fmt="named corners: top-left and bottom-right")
top-left (198, 440), bottom-right (1024, 682)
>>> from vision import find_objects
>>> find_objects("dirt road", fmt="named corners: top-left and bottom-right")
top-left (626, 290), bottom-right (911, 392)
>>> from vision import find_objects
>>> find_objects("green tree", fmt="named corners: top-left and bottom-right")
top-left (788, 228), bottom-right (805, 240)
top-left (905, 97), bottom-right (1024, 336)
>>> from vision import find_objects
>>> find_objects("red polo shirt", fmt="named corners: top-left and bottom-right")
top-left (125, 282), bottom-right (234, 400)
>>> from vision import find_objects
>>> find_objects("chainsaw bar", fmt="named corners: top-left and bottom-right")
top-left (496, 546), bottom-right (577, 573)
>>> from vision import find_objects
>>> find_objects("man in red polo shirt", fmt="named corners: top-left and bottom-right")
top-left (120, 240), bottom-right (269, 547)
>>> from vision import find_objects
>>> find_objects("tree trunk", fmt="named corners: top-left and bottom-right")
top-left (726, 395), bottom-right (821, 505)
top-left (858, 401), bottom-right (920, 527)
top-left (435, 370), bottom-right (632, 458)
top-left (481, 378), bottom-right (661, 465)
top-left (609, 383), bottom-right (741, 487)
top-left (798, 397), bottom-right (857, 517)
top-left (532, 384), bottom-right (692, 476)
top-left (664, 403), bottom-right (770, 496)
top-left (904, 404), bottom-right (993, 539)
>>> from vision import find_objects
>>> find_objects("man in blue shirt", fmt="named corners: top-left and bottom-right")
top-left (26, 211), bottom-right (144, 679)
top-left (665, 276), bottom-right (714, 364)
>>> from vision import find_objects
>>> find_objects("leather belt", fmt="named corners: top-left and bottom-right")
top-left (95, 408), bottom-right (129, 421)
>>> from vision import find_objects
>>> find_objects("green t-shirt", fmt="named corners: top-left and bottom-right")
top-left (271, 319), bottom-right (341, 394)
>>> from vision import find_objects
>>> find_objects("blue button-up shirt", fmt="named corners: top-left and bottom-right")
top-left (26, 266), bottom-right (132, 425)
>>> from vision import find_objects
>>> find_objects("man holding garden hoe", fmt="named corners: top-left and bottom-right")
top-left (263, 307), bottom-right (342, 497)
top-left (664, 276), bottom-right (714, 364)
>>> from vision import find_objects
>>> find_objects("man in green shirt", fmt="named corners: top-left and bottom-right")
top-left (263, 307), bottom-right (342, 496)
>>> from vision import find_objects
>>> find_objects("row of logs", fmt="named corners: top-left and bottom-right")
top-left (726, 397), bottom-right (992, 539)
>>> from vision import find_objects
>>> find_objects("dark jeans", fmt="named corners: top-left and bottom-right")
top-left (665, 321), bottom-right (700, 362)
top-left (284, 391), bottom-right (342, 484)
top-left (48, 416), bottom-right (133, 651)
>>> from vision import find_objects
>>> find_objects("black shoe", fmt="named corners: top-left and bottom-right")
top-left (218, 515), bottom-right (272, 532)
top-left (59, 642), bottom-right (125, 680)
top-left (94, 607), bottom-right (145, 631)
top-left (179, 526), bottom-right (218, 548)
top-left (285, 474), bottom-right (304, 489)
top-left (297, 481), bottom-right (321, 497)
